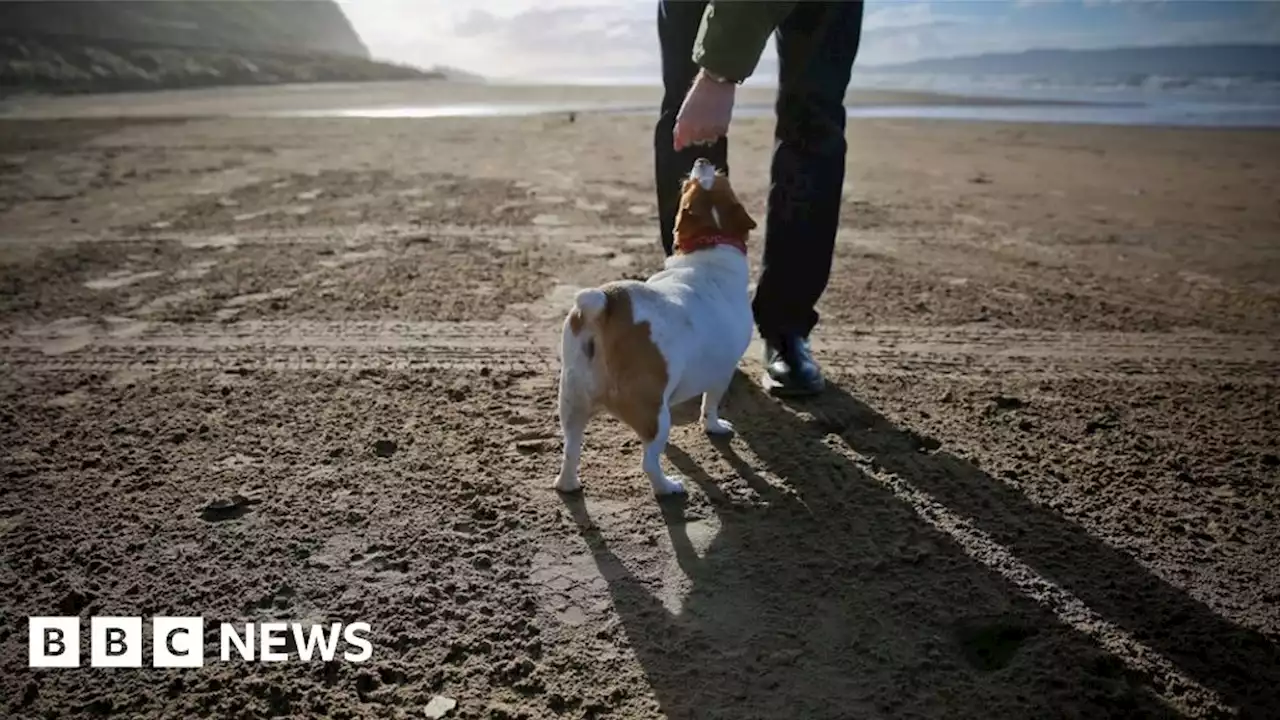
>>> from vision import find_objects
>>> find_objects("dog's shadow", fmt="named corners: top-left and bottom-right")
top-left (558, 371), bottom-right (1278, 719)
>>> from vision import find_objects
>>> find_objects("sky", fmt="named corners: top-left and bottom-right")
top-left (335, 0), bottom-right (1280, 83)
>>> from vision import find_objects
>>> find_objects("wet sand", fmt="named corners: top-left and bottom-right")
top-left (0, 78), bottom-right (1070, 119)
top-left (1, 82), bottom-right (1278, 719)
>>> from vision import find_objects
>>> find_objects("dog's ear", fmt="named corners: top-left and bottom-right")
top-left (708, 176), bottom-right (757, 236)
top-left (718, 200), bottom-right (757, 235)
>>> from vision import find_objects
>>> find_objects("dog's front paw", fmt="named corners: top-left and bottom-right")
top-left (555, 473), bottom-right (582, 494)
top-left (703, 418), bottom-right (736, 437)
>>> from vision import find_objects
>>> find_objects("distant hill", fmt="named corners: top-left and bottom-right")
top-left (0, 0), bottom-right (370, 59)
top-left (0, 0), bottom-right (444, 96)
top-left (430, 66), bottom-right (487, 84)
top-left (867, 44), bottom-right (1280, 79)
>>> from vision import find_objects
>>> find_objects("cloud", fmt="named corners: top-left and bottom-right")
top-left (339, 0), bottom-right (658, 80)
top-left (864, 2), bottom-right (938, 30)
top-left (454, 9), bottom-right (503, 37)
top-left (337, 0), bottom-right (1277, 81)
top-left (468, 4), bottom-right (656, 77)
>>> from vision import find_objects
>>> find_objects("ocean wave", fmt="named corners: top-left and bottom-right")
top-left (851, 71), bottom-right (1280, 106)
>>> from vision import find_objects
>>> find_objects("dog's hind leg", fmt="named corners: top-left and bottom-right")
top-left (642, 401), bottom-right (685, 496)
top-left (556, 394), bottom-right (590, 493)
top-left (700, 371), bottom-right (737, 437)
top-left (556, 370), bottom-right (593, 494)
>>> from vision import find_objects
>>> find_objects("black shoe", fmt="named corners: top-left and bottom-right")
top-left (761, 334), bottom-right (824, 397)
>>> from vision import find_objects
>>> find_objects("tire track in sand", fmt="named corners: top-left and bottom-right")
top-left (2, 320), bottom-right (1276, 383)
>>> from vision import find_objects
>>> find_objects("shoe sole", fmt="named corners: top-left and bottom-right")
top-left (760, 371), bottom-right (824, 397)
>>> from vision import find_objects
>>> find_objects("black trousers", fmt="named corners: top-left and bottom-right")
top-left (654, 0), bottom-right (863, 340)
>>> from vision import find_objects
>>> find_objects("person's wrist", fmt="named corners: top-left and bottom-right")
top-left (697, 67), bottom-right (738, 86)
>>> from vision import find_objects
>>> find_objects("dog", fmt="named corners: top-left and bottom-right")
top-left (555, 158), bottom-right (757, 497)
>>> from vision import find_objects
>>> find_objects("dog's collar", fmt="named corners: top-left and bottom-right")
top-left (673, 233), bottom-right (747, 256)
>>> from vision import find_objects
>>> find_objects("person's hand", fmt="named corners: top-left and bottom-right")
top-left (673, 69), bottom-right (737, 151)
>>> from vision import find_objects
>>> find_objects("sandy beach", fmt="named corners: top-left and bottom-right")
top-left (0, 79), bottom-right (1084, 119)
top-left (1, 81), bottom-right (1278, 719)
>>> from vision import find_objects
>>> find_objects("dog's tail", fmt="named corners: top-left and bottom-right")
top-left (573, 288), bottom-right (608, 324)
top-left (560, 288), bottom-right (610, 393)
top-left (561, 287), bottom-right (609, 369)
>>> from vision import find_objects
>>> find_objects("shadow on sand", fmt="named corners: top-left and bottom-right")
top-left (558, 372), bottom-right (1278, 720)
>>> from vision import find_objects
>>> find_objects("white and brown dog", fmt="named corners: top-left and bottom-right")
top-left (555, 158), bottom-right (757, 497)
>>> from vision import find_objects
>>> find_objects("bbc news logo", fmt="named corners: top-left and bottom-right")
top-left (29, 617), bottom-right (372, 668)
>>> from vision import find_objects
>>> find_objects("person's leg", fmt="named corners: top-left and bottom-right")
top-left (655, 0), bottom-right (728, 256)
top-left (754, 0), bottom-right (863, 395)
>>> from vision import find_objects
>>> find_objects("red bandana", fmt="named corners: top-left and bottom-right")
top-left (674, 232), bottom-right (747, 256)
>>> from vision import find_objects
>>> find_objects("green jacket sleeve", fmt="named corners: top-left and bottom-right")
top-left (692, 1), bottom-right (795, 83)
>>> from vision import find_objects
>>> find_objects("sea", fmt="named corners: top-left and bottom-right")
top-left (841, 70), bottom-right (1280, 128)
top-left (292, 71), bottom-right (1280, 129)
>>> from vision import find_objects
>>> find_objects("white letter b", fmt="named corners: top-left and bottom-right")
top-left (28, 617), bottom-right (80, 668)
top-left (91, 617), bottom-right (142, 667)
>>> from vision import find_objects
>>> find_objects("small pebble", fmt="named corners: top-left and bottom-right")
top-left (424, 695), bottom-right (457, 718)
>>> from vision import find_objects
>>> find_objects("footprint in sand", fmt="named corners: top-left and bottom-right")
top-left (234, 210), bottom-right (274, 223)
top-left (48, 389), bottom-right (91, 408)
top-left (318, 248), bottom-right (387, 269)
top-left (565, 241), bottom-right (615, 258)
top-left (492, 200), bottom-right (530, 216)
top-left (216, 288), bottom-right (296, 320)
top-left (597, 186), bottom-right (630, 200)
top-left (223, 288), bottom-right (295, 309)
top-left (574, 199), bottom-right (609, 213)
top-left (173, 259), bottom-right (219, 281)
top-left (31, 317), bottom-right (94, 355)
top-left (136, 288), bottom-right (208, 316)
top-left (106, 368), bottom-right (153, 388)
top-left (104, 316), bottom-right (151, 338)
top-left (30, 316), bottom-right (152, 355)
top-left (530, 499), bottom-right (720, 623)
top-left (561, 240), bottom-right (634, 268)
top-left (180, 235), bottom-right (240, 250)
top-left (83, 270), bottom-right (163, 291)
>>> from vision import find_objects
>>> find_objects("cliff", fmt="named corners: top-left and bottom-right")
top-left (0, 0), bottom-right (442, 95)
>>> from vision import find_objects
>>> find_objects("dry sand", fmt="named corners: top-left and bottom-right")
top-left (1, 81), bottom-right (1278, 719)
